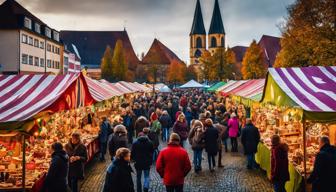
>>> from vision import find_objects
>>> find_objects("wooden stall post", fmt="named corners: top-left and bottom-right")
top-left (302, 118), bottom-right (307, 192)
top-left (21, 134), bottom-right (26, 192)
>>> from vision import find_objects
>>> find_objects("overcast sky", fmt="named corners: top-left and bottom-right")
top-left (3, 0), bottom-right (295, 63)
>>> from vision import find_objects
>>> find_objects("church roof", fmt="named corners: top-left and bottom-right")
top-left (142, 39), bottom-right (182, 65)
top-left (60, 30), bottom-right (140, 71)
top-left (190, 0), bottom-right (206, 35)
top-left (231, 46), bottom-right (248, 62)
top-left (209, 0), bottom-right (225, 34)
top-left (258, 35), bottom-right (281, 67)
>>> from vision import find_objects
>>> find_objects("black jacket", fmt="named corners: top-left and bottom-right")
top-left (65, 142), bottom-right (88, 179)
top-left (241, 123), bottom-right (260, 155)
top-left (159, 114), bottom-right (172, 128)
top-left (308, 144), bottom-right (336, 192)
top-left (204, 126), bottom-right (219, 155)
top-left (42, 150), bottom-right (69, 192)
top-left (103, 159), bottom-right (135, 192)
top-left (108, 133), bottom-right (128, 158)
top-left (131, 136), bottom-right (154, 170)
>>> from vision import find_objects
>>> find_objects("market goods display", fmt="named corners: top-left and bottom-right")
top-left (0, 106), bottom-right (113, 191)
top-left (252, 105), bottom-right (330, 175)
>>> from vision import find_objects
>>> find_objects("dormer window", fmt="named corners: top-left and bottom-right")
top-left (35, 23), bottom-right (41, 33)
top-left (53, 31), bottom-right (59, 41)
top-left (24, 17), bottom-right (32, 29)
top-left (45, 27), bottom-right (51, 38)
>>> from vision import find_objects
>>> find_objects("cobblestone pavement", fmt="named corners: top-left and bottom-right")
top-left (80, 141), bottom-right (273, 192)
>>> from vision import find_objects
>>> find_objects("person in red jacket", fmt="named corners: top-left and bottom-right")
top-left (271, 135), bottom-right (289, 192)
top-left (156, 133), bottom-right (191, 192)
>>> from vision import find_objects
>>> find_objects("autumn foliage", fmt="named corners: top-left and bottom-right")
top-left (241, 40), bottom-right (267, 79)
top-left (166, 60), bottom-right (186, 84)
top-left (274, 0), bottom-right (336, 67)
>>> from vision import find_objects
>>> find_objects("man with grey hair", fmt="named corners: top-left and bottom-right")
top-left (308, 136), bottom-right (336, 192)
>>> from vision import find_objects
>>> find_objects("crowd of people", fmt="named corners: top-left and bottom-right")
top-left (41, 90), bottom-right (336, 192)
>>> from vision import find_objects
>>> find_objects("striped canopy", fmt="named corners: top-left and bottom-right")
top-left (0, 73), bottom-right (94, 123)
top-left (85, 77), bottom-right (120, 102)
top-left (267, 66), bottom-right (336, 112)
top-left (208, 82), bottom-right (226, 92)
top-left (113, 82), bottom-right (133, 94)
top-left (229, 79), bottom-right (265, 101)
top-left (219, 80), bottom-right (248, 95)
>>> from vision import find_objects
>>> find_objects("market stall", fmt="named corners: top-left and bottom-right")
top-left (207, 81), bottom-right (226, 92)
top-left (179, 80), bottom-right (204, 89)
top-left (253, 66), bottom-right (336, 192)
top-left (0, 73), bottom-right (97, 191)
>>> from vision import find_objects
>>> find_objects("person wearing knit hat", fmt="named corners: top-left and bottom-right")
top-left (188, 120), bottom-right (205, 173)
top-left (156, 133), bottom-right (191, 191)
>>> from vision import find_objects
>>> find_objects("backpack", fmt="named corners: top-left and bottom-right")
top-left (193, 126), bottom-right (205, 145)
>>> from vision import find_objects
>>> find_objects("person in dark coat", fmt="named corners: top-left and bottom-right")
top-left (42, 142), bottom-right (69, 192)
top-left (221, 113), bottom-right (230, 152)
top-left (103, 148), bottom-right (134, 192)
top-left (159, 110), bottom-right (172, 142)
top-left (241, 119), bottom-right (260, 169)
top-left (99, 116), bottom-right (112, 161)
top-left (271, 135), bottom-right (289, 192)
top-left (173, 114), bottom-right (189, 148)
top-left (108, 125), bottom-right (128, 160)
top-left (131, 133), bottom-right (154, 192)
top-left (188, 120), bottom-right (205, 173)
top-left (214, 122), bottom-right (226, 168)
top-left (307, 136), bottom-right (336, 192)
top-left (135, 116), bottom-right (149, 137)
top-left (65, 132), bottom-right (88, 192)
top-left (204, 119), bottom-right (219, 172)
top-left (184, 107), bottom-right (193, 127)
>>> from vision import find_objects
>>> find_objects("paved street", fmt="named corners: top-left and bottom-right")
top-left (80, 140), bottom-right (273, 192)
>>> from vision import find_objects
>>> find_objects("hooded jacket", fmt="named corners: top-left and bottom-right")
top-left (271, 143), bottom-right (290, 182)
top-left (42, 150), bottom-right (69, 192)
top-left (131, 136), bottom-right (154, 170)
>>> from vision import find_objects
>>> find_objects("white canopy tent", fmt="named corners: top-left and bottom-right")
top-left (159, 85), bottom-right (172, 93)
top-left (179, 80), bottom-right (204, 89)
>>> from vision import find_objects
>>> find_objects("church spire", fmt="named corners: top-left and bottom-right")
top-left (190, 0), bottom-right (206, 35)
top-left (209, 0), bottom-right (225, 34)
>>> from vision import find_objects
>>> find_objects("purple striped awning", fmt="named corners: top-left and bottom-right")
top-left (268, 66), bottom-right (336, 112)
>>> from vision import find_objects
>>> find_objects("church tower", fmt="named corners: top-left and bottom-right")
top-left (190, 0), bottom-right (206, 65)
top-left (208, 0), bottom-right (225, 54)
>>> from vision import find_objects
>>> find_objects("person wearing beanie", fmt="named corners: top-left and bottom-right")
top-left (188, 120), bottom-right (205, 173)
top-left (156, 133), bottom-right (191, 192)
top-left (204, 119), bottom-right (219, 172)
top-left (131, 130), bottom-right (154, 192)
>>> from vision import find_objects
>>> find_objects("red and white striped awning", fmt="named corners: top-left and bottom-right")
top-left (85, 77), bottom-right (120, 102)
top-left (0, 73), bottom-right (94, 123)
top-left (228, 79), bottom-right (265, 99)
top-left (113, 82), bottom-right (133, 94)
top-left (116, 81), bottom-right (140, 92)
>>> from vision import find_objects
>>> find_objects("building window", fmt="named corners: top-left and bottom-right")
top-left (211, 37), bottom-right (217, 48)
top-left (22, 34), bottom-right (27, 43)
top-left (52, 61), bottom-right (55, 68)
top-left (47, 59), bottom-right (51, 68)
top-left (28, 55), bottom-right (33, 65)
top-left (45, 27), bottom-right (51, 38)
top-left (22, 54), bottom-right (28, 64)
top-left (47, 43), bottom-right (51, 52)
top-left (196, 37), bottom-right (202, 48)
top-left (52, 45), bottom-right (54, 53)
top-left (194, 49), bottom-right (202, 58)
top-left (34, 57), bottom-right (39, 66)
top-left (56, 47), bottom-right (60, 54)
top-left (24, 17), bottom-right (32, 29)
top-left (34, 39), bottom-right (39, 47)
top-left (40, 41), bottom-right (44, 49)
top-left (35, 23), bottom-right (41, 33)
top-left (53, 31), bottom-right (59, 42)
top-left (40, 58), bottom-right (45, 67)
top-left (221, 37), bottom-right (224, 47)
top-left (28, 37), bottom-right (33, 45)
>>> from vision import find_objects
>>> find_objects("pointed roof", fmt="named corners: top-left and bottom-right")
top-left (190, 0), bottom-right (206, 35)
top-left (209, 0), bottom-right (225, 34)
top-left (258, 35), bottom-right (281, 67)
top-left (142, 39), bottom-right (182, 65)
top-left (60, 30), bottom-right (140, 70)
top-left (0, 0), bottom-right (46, 29)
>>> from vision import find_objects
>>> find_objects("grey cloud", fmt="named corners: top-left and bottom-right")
top-left (2, 0), bottom-right (295, 62)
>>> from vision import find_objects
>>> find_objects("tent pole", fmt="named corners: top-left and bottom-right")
top-left (302, 117), bottom-right (307, 192)
top-left (22, 134), bottom-right (26, 192)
